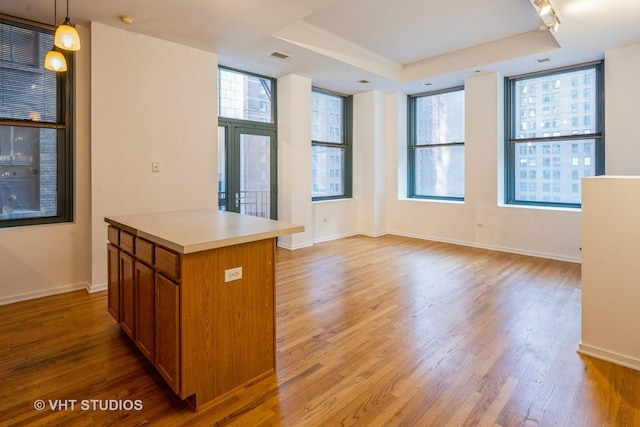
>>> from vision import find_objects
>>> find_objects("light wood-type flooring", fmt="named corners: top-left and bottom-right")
top-left (2, 235), bottom-right (640, 426)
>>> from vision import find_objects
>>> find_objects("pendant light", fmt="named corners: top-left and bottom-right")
top-left (44, 0), bottom-right (67, 72)
top-left (54, 0), bottom-right (81, 51)
top-left (44, 49), bottom-right (67, 71)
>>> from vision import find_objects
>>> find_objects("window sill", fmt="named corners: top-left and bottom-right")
top-left (499, 203), bottom-right (581, 213)
top-left (312, 197), bottom-right (354, 204)
top-left (398, 197), bottom-right (465, 205)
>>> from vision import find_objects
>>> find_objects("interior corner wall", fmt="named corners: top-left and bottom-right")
top-left (277, 74), bottom-right (314, 249)
top-left (605, 43), bottom-right (640, 175)
top-left (0, 24), bottom-right (92, 305)
top-left (353, 90), bottom-right (388, 237)
top-left (90, 22), bottom-right (218, 288)
top-left (386, 92), bottom-right (407, 201)
top-left (387, 72), bottom-right (582, 262)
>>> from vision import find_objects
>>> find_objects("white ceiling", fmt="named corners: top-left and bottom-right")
top-left (2, 0), bottom-right (639, 94)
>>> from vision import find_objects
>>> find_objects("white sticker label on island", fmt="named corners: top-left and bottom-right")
top-left (224, 267), bottom-right (243, 282)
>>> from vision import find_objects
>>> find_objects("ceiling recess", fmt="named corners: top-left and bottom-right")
top-left (269, 51), bottom-right (290, 60)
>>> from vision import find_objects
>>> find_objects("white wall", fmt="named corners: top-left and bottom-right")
top-left (354, 91), bottom-right (388, 237)
top-left (605, 44), bottom-right (640, 175)
top-left (386, 72), bottom-right (582, 262)
top-left (580, 176), bottom-right (640, 370)
top-left (90, 23), bottom-right (218, 288)
top-left (277, 74), bottom-right (314, 249)
top-left (0, 24), bottom-right (92, 305)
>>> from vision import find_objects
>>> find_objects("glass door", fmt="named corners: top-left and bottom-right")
top-left (218, 124), bottom-right (276, 219)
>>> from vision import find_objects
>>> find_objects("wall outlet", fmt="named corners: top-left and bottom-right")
top-left (151, 161), bottom-right (160, 173)
top-left (224, 267), bottom-right (242, 282)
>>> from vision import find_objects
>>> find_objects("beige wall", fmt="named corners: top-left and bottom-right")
top-left (90, 22), bottom-right (218, 289)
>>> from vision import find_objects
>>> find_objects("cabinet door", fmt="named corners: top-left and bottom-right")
top-left (107, 244), bottom-right (120, 322)
top-left (156, 274), bottom-right (180, 394)
top-left (119, 252), bottom-right (135, 339)
top-left (135, 261), bottom-right (155, 362)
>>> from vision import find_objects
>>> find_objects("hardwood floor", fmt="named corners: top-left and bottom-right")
top-left (2, 235), bottom-right (640, 426)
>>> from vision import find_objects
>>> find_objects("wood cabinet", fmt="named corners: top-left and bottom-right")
top-left (105, 211), bottom-right (296, 412)
top-left (106, 244), bottom-right (120, 321)
top-left (107, 225), bottom-right (178, 393)
top-left (119, 251), bottom-right (135, 340)
top-left (134, 261), bottom-right (155, 362)
top-left (155, 274), bottom-right (179, 393)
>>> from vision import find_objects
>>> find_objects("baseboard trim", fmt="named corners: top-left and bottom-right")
top-left (389, 231), bottom-right (581, 264)
top-left (88, 282), bottom-right (107, 293)
top-left (578, 342), bottom-right (640, 372)
top-left (277, 241), bottom-right (314, 251)
top-left (359, 231), bottom-right (389, 238)
top-left (313, 231), bottom-right (359, 244)
top-left (0, 282), bottom-right (90, 306)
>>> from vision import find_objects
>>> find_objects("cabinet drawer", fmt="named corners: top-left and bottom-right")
top-left (120, 231), bottom-right (135, 254)
top-left (108, 226), bottom-right (119, 246)
top-left (156, 247), bottom-right (180, 281)
top-left (135, 238), bottom-right (154, 265)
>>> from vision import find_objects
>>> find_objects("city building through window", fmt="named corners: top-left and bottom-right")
top-left (311, 89), bottom-right (352, 201)
top-left (408, 87), bottom-right (465, 200)
top-left (506, 62), bottom-right (603, 207)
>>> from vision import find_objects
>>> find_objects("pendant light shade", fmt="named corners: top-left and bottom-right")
top-left (54, 0), bottom-right (81, 51)
top-left (44, 48), bottom-right (68, 71)
top-left (54, 17), bottom-right (81, 51)
top-left (44, 0), bottom-right (67, 72)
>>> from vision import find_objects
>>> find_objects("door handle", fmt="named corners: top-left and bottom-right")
top-left (235, 192), bottom-right (240, 208)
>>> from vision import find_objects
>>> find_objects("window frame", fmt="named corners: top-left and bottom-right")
top-left (0, 14), bottom-right (74, 229)
top-left (505, 61), bottom-right (604, 208)
top-left (407, 86), bottom-right (465, 201)
top-left (311, 88), bottom-right (353, 202)
top-left (218, 65), bottom-right (276, 124)
top-left (217, 66), bottom-right (278, 219)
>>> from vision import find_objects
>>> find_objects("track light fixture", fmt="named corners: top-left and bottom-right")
top-left (537, 0), bottom-right (552, 16)
top-left (531, 0), bottom-right (561, 32)
top-left (44, 0), bottom-right (67, 72)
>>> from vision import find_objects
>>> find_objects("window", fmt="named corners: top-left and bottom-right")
top-left (218, 67), bottom-right (274, 123)
top-left (408, 87), bottom-right (465, 200)
top-left (311, 89), bottom-right (352, 200)
top-left (217, 67), bottom-right (277, 219)
top-left (506, 62), bottom-right (603, 207)
top-left (0, 15), bottom-right (73, 227)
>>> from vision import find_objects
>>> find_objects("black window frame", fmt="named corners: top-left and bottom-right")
top-left (311, 88), bottom-right (353, 201)
top-left (505, 61), bottom-right (604, 208)
top-left (217, 66), bottom-right (278, 219)
top-left (408, 86), bottom-right (465, 201)
top-left (0, 14), bottom-right (74, 229)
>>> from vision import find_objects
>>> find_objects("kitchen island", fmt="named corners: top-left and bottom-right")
top-left (104, 209), bottom-right (304, 411)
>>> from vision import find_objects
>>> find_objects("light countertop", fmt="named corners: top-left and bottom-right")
top-left (105, 209), bottom-right (304, 254)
